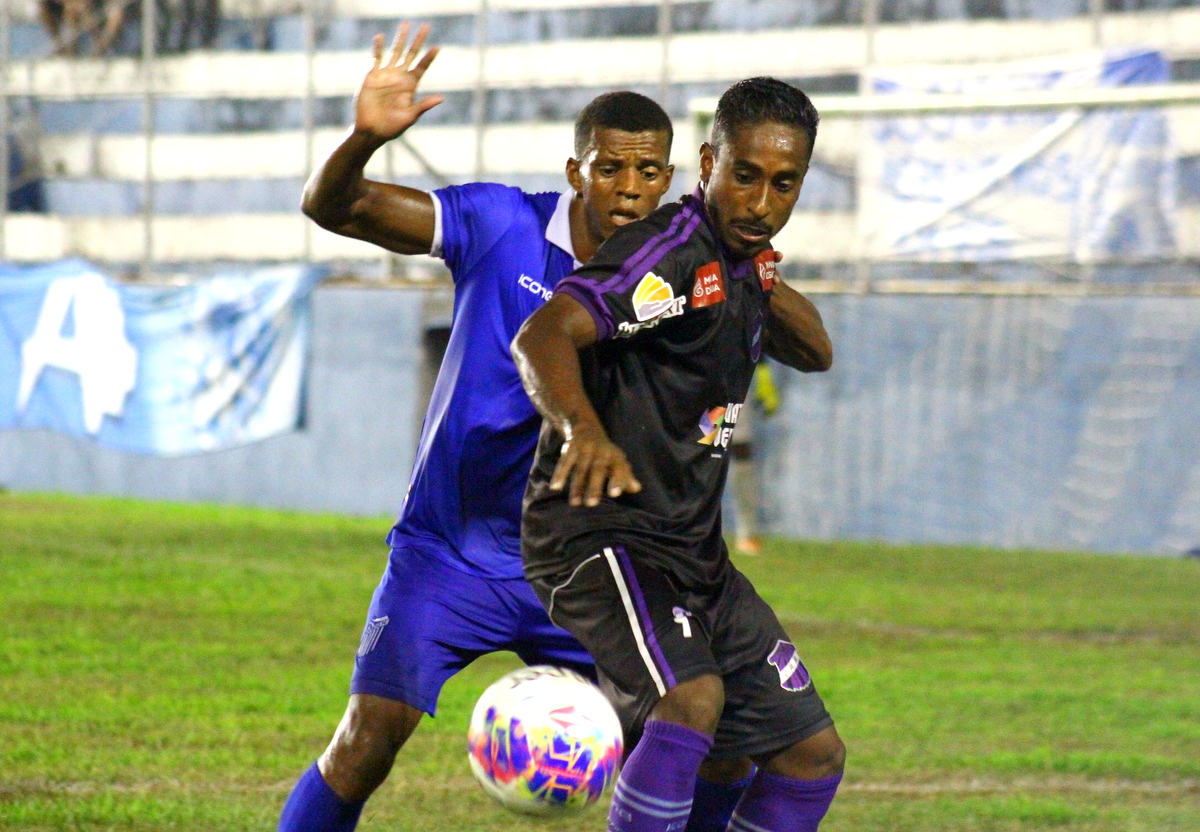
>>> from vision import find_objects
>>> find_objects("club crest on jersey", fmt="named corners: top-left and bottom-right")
top-left (698, 402), bottom-right (743, 451)
top-left (754, 250), bottom-right (777, 291)
top-left (632, 271), bottom-right (686, 322)
top-left (767, 640), bottom-right (813, 692)
top-left (691, 262), bottom-right (725, 308)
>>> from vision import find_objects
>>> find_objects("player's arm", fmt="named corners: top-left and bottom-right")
top-left (763, 278), bottom-right (833, 372)
top-left (301, 22), bottom-right (443, 255)
top-left (512, 294), bottom-right (642, 507)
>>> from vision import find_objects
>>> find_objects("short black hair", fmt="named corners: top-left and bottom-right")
top-left (574, 91), bottom-right (673, 157)
top-left (711, 77), bottom-right (819, 154)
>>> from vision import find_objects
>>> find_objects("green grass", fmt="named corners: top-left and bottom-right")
top-left (2, 492), bottom-right (1199, 831)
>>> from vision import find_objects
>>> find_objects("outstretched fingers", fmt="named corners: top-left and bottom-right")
top-left (388, 22), bottom-right (410, 67)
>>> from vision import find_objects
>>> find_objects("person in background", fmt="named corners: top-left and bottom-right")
top-left (729, 361), bottom-right (780, 556)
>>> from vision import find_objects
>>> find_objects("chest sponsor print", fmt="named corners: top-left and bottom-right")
top-left (698, 402), bottom-right (743, 453)
top-left (690, 261), bottom-right (726, 309)
top-left (518, 273), bottom-right (553, 301)
top-left (767, 639), bottom-right (813, 692)
top-left (632, 271), bottom-right (686, 322)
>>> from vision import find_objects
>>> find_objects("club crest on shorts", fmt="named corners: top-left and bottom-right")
top-left (357, 615), bottom-right (390, 657)
top-left (767, 640), bottom-right (812, 692)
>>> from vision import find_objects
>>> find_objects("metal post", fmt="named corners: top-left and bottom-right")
top-left (856, 0), bottom-right (881, 291)
top-left (1090, 0), bottom-right (1104, 48)
top-left (472, 0), bottom-right (488, 179)
top-left (0, 0), bottom-right (11, 261)
top-left (658, 0), bottom-right (671, 107)
top-left (141, 0), bottom-right (156, 279)
top-left (862, 0), bottom-right (878, 92)
top-left (303, 0), bottom-right (316, 262)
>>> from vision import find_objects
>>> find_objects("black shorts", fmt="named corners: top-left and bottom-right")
top-left (525, 533), bottom-right (834, 760)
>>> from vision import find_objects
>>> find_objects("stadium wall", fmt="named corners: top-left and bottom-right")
top-left (3, 286), bottom-right (1198, 556)
top-left (0, 285), bottom-right (425, 517)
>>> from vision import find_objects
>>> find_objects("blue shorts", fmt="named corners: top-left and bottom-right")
top-left (349, 544), bottom-right (595, 715)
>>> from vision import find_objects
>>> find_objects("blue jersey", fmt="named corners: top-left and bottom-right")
top-left (387, 183), bottom-right (578, 579)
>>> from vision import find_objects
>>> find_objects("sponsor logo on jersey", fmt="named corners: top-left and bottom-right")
top-left (518, 273), bottom-right (552, 301)
top-left (632, 272), bottom-right (686, 322)
top-left (690, 261), bottom-right (725, 308)
top-left (697, 402), bottom-right (743, 451)
top-left (754, 250), bottom-right (777, 291)
top-left (767, 639), bottom-right (813, 692)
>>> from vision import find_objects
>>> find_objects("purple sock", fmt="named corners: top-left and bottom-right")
top-left (609, 719), bottom-right (714, 832)
top-left (727, 770), bottom-right (842, 832)
top-left (684, 769), bottom-right (756, 832)
top-left (277, 762), bottom-right (364, 832)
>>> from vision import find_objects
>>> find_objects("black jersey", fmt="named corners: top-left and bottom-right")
top-left (522, 187), bottom-right (779, 590)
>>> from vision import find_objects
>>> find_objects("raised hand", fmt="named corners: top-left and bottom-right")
top-left (356, 22), bottom-right (443, 143)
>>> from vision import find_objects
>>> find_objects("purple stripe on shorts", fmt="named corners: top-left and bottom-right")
top-left (601, 203), bottom-right (704, 296)
top-left (553, 280), bottom-right (615, 341)
top-left (615, 546), bottom-right (677, 690)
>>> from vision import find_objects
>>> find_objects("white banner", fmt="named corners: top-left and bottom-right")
top-left (859, 48), bottom-right (1177, 262)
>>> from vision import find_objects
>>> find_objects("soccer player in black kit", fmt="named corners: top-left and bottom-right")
top-left (512, 78), bottom-right (845, 832)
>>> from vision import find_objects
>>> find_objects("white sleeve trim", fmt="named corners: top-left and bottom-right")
top-left (429, 190), bottom-right (445, 259)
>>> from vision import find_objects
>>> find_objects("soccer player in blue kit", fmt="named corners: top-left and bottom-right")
top-left (277, 23), bottom-right (752, 832)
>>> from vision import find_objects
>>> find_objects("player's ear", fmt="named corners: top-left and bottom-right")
top-left (565, 157), bottom-right (584, 195)
top-left (699, 143), bottom-right (714, 185)
top-left (661, 164), bottom-right (675, 192)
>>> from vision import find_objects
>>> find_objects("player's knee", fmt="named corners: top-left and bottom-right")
top-left (649, 674), bottom-right (724, 736)
top-left (320, 695), bottom-right (423, 800)
top-left (765, 725), bottom-right (845, 780)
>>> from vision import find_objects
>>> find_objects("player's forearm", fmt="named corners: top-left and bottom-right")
top-left (764, 279), bottom-right (833, 372)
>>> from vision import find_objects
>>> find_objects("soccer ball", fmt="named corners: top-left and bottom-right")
top-left (467, 665), bottom-right (623, 815)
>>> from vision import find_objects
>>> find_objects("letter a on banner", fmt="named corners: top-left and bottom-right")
top-left (18, 275), bottom-right (139, 434)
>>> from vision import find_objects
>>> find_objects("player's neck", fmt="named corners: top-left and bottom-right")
top-left (568, 196), bottom-right (602, 264)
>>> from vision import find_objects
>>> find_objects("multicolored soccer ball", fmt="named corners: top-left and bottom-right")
top-left (467, 665), bottom-right (623, 815)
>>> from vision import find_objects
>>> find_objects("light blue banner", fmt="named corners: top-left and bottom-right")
top-left (0, 260), bottom-right (324, 455)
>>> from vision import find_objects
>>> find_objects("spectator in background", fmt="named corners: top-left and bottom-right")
top-left (39, 0), bottom-right (130, 56)
top-left (728, 362), bottom-right (780, 556)
top-left (157, 0), bottom-right (220, 53)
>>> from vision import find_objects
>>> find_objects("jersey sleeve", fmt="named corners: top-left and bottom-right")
top-left (553, 202), bottom-right (705, 341)
top-left (431, 182), bottom-right (526, 283)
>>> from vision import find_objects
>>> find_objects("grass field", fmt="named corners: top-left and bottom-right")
top-left (2, 491), bottom-right (1199, 831)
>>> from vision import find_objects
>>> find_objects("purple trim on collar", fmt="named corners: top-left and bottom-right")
top-left (599, 200), bottom-right (703, 296)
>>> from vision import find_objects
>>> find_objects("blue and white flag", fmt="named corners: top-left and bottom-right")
top-left (0, 259), bottom-right (323, 455)
top-left (860, 48), bottom-right (1177, 262)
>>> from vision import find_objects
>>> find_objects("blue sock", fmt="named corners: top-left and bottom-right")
top-left (685, 769), bottom-right (755, 832)
top-left (728, 770), bottom-right (842, 832)
top-left (278, 762), bottom-right (365, 832)
top-left (609, 719), bottom-right (714, 832)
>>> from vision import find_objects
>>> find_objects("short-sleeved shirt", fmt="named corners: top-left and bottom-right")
top-left (522, 187), bottom-right (779, 590)
top-left (388, 184), bottom-right (579, 580)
